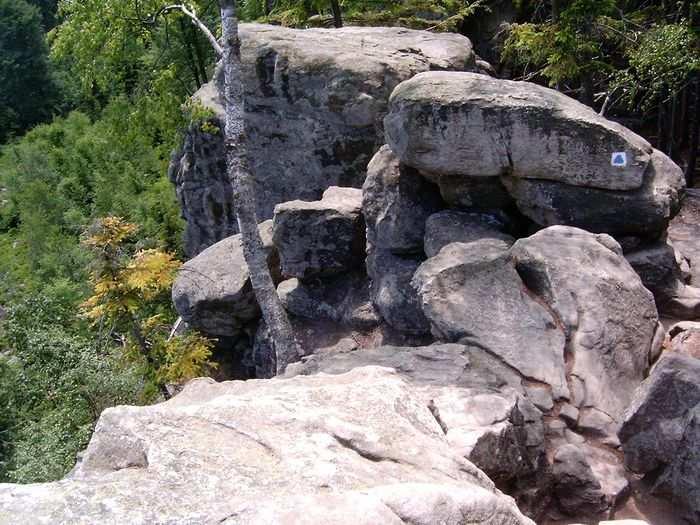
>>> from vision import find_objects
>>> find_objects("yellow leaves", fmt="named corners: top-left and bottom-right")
top-left (124, 249), bottom-right (181, 300)
top-left (154, 333), bottom-right (217, 384)
top-left (82, 216), bottom-right (137, 249)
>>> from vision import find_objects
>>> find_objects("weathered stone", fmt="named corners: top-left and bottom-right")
top-left (525, 386), bottom-right (554, 413)
top-left (511, 226), bottom-right (658, 421)
top-left (278, 272), bottom-right (380, 329)
top-left (552, 444), bottom-right (608, 516)
top-left (424, 210), bottom-right (514, 258)
top-left (503, 149), bottom-right (684, 239)
top-left (626, 240), bottom-right (700, 319)
top-left (669, 321), bottom-right (700, 359)
top-left (366, 248), bottom-right (431, 334)
top-left (559, 404), bottom-right (579, 428)
top-left (273, 187), bottom-right (365, 278)
top-left (386, 71), bottom-right (651, 189)
top-left (362, 145), bottom-right (442, 254)
top-left (284, 343), bottom-right (546, 512)
top-left (421, 171), bottom-right (515, 210)
top-left (668, 188), bottom-right (700, 286)
top-left (413, 239), bottom-right (568, 397)
top-left (171, 220), bottom-right (278, 336)
top-left (0, 367), bottom-right (534, 525)
top-left (619, 353), bottom-right (700, 522)
top-left (171, 25), bottom-right (475, 256)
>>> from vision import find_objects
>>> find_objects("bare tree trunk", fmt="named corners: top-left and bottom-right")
top-left (330, 0), bottom-right (343, 28)
top-left (219, 0), bottom-right (301, 375)
top-left (686, 77), bottom-right (700, 187)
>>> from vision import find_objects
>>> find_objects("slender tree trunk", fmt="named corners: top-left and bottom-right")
top-left (219, 0), bottom-right (301, 375)
top-left (179, 17), bottom-right (202, 88)
top-left (330, 0), bottom-right (343, 28)
top-left (686, 77), bottom-right (700, 187)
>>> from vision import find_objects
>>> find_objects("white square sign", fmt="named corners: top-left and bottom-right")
top-left (611, 152), bottom-right (627, 167)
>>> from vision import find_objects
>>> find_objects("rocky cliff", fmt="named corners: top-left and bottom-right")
top-left (3, 23), bottom-right (700, 525)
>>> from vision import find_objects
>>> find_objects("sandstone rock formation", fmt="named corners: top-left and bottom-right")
top-left (619, 353), bottom-right (700, 522)
top-left (170, 24), bottom-right (476, 256)
top-left (385, 72), bottom-right (684, 239)
top-left (0, 367), bottom-right (534, 525)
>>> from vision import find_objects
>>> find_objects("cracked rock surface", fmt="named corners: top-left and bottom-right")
top-left (0, 367), bottom-right (534, 525)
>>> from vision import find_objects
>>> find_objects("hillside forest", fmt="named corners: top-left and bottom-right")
top-left (0, 0), bottom-right (698, 484)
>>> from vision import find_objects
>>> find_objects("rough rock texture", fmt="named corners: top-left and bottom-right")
top-left (170, 25), bottom-right (475, 256)
top-left (362, 145), bottom-right (442, 254)
top-left (424, 210), bottom-right (515, 257)
top-left (619, 353), bottom-right (700, 522)
top-left (366, 248), bottom-right (430, 334)
top-left (0, 367), bottom-right (534, 525)
top-left (386, 72), bottom-right (652, 188)
top-left (511, 226), bottom-right (658, 421)
top-left (284, 344), bottom-right (547, 515)
top-left (278, 272), bottom-right (380, 329)
top-left (668, 321), bottom-right (700, 359)
top-left (171, 220), bottom-right (279, 336)
top-left (384, 72), bottom-right (684, 239)
top-left (625, 240), bottom-right (700, 319)
top-left (412, 239), bottom-right (568, 398)
top-left (503, 149), bottom-right (685, 239)
top-left (273, 187), bottom-right (365, 278)
top-left (668, 188), bottom-right (700, 286)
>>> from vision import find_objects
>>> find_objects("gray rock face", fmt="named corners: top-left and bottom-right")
top-left (0, 367), bottom-right (534, 525)
top-left (511, 226), bottom-right (658, 421)
top-left (285, 344), bottom-right (546, 513)
top-left (551, 445), bottom-right (611, 516)
top-left (362, 145), bottom-right (442, 254)
top-left (424, 210), bottom-right (515, 257)
top-left (619, 353), bottom-right (700, 522)
top-left (503, 149), bottom-right (685, 238)
top-left (668, 188), bottom-right (700, 286)
top-left (366, 248), bottom-right (431, 334)
top-left (171, 24), bottom-right (475, 256)
top-left (273, 187), bottom-right (365, 279)
top-left (171, 221), bottom-right (278, 336)
top-left (412, 239), bottom-right (568, 398)
top-left (626, 240), bottom-right (700, 319)
top-left (278, 272), bottom-right (380, 329)
top-left (386, 71), bottom-right (651, 189)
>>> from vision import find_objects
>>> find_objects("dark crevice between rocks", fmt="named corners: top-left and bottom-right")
top-left (427, 399), bottom-right (449, 435)
top-left (331, 435), bottom-right (401, 465)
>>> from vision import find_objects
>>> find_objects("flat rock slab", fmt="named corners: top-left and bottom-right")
top-left (385, 71), bottom-right (651, 190)
top-left (0, 367), bottom-right (534, 525)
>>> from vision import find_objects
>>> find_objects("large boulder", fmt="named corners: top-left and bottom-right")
top-left (384, 71), bottom-right (684, 238)
top-left (503, 149), bottom-right (685, 239)
top-left (273, 187), bottom-right (365, 279)
top-left (412, 239), bottom-right (568, 398)
top-left (171, 25), bottom-right (475, 256)
top-left (511, 227), bottom-right (658, 422)
top-left (668, 188), bottom-right (700, 286)
top-left (362, 145), bottom-right (442, 255)
top-left (386, 71), bottom-right (651, 189)
top-left (171, 220), bottom-right (278, 337)
top-left (618, 353), bottom-right (700, 522)
top-left (0, 367), bottom-right (534, 525)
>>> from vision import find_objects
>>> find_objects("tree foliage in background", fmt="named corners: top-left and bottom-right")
top-left (0, 0), bottom-right (59, 142)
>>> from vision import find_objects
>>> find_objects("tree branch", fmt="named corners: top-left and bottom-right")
top-left (141, 2), bottom-right (223, 57)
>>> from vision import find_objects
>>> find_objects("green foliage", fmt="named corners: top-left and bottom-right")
top-left (81, 217), bottom-right (214, 387)
top-left (613, 22), bottom-right (699, 110)
top-left (0, 0), bottom-right (60, 141)
top-left (0, 293), bottom-right (148, 482)
top-left (241, 0), bottom-right (488, 30)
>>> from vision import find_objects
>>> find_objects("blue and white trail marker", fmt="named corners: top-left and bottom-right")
top-left (611, 152), bottom-right (627, 167)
